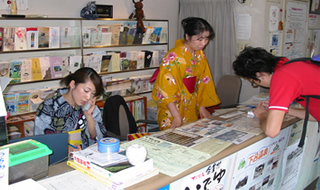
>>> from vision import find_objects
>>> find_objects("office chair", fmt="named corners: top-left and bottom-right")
top-left (207, 75), bottom-right (242, 113)
top-left (216, 75), bottom-right (242, 108)
top-left (103, 95), bottom-right (158, 141)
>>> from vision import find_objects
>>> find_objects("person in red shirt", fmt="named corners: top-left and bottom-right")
top-left (232, 46), bottom-right (320, 139)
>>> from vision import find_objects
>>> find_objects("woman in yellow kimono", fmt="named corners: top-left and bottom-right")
top-left (152, 17), bottom-right (220, 130)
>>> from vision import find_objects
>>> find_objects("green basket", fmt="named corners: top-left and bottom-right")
top-left (0, 139), bottom-right (53, 167)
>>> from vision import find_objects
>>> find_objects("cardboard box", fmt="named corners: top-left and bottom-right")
top-left (0, 139), bottom-right (52, 184)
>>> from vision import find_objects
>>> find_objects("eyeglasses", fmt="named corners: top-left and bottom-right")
top-left (193, 37), bottom-right (210, 42)
top-left (249, 79), bottom-right (260, 88)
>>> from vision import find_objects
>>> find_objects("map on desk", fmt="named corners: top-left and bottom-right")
top-left (120, 136), bottom-right (211, 177)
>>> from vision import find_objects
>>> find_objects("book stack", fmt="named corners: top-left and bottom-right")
top-left (70, 144), bottom-right (158, 188)
top-left (7, 125), bottom-right (21, 140)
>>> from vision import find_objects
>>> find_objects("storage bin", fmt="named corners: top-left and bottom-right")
top-left (0, 139), bottom-right (52, 184)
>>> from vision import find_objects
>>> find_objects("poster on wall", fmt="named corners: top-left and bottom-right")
top-left (235, 14), bottom-right (252, 41)
top-left (306, 29), bottom-right (320, 57)
top-left (169, 155), bottom-right (233, 190)
top-left (283, 2), bottom-right (308, 59)
top-left (269, 31), bottom-right (282, 56)
top-left (309, 14), bottom-right (319, 28)
top-left (269, 6), bottom-right (280, 32)
top-left (229, 127), bottom-right (290, 190)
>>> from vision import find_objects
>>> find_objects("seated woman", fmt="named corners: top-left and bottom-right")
top-left (34, 67), bottom-right (106, 150)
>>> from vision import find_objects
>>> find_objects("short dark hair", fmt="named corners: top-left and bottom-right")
top-left (181, 17), bottom-right (215, 40)
top-left (232, 46), bottom-right (282, 81)
top-left (60, 67), bottom-right (103, 96)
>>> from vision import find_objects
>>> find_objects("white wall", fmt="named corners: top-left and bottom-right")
top-left (233, 0), bottom-right (268, 102)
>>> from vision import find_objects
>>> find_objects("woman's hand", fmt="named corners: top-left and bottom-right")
top-left (83, 98), bottom-right (96, 116)
top-left (171, 115), bottom-right (183, 129)
top-left (83, 97), bottom-right (97, 139)
top-left (167, 102), bottom-right (183, 129)
top-left (199, 106), bottom-right (211, 118)
top-left (68, 143), bottom-right (82, 157)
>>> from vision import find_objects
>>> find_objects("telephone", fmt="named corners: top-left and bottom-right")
top-left (82, 102), bottom-right (91, 112)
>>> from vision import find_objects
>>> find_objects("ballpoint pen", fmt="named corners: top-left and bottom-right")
top-left (68, 143), bottom-right (79, 149)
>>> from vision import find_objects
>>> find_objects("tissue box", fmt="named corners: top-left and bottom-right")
top-left (0, 139), bottom-right (52, 184)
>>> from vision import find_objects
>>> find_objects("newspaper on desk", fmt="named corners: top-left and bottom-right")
top-left (175, 116), bottom-right (258, 145)
top-left (120, 135), bottom-right (211, 177)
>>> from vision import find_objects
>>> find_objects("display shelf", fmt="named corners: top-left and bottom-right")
top-left (2, 18), bottom-right (167, 138)
top-left (6, 95), bottom-right (149, 139)
top-left (0, 18), bottom-right (168, 86)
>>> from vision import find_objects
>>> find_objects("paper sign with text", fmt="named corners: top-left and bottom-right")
top-left (0, 148), bottom-right (9, 188)
top-left (169, 155), bottom-right (232, 190)
top-left (230, 127), bottom-right (290, 190)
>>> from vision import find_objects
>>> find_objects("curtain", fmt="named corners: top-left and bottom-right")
top-left (178, 0), bottom-right (236, 83)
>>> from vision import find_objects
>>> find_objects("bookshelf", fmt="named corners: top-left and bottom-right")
top-left (0, 17), bottom-right (169, 85)
top-left (1, 18), bottom-right (167, 138)
top-left (6, 95), bottom-right (149, 139)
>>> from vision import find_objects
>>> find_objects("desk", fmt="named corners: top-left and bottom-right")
top-left (125, 116), bottom-right (300, 190)
top-left (45, 114), bottom-right (318, 190)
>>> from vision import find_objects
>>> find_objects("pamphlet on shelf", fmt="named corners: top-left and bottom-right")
top-left (20, 59), bottom-right (32, 82)
top-left (49, 27), bottom-right (60, 48)
top-left (0, 28), bottom-right (3, 51)
top-left (3, 27), bottom-right (15, 51)
top-left (10, 60), bottom-right (22, 83)
top-left (14, 27), bottom-right (27, 50)
top-left (38, 27), bottom-right (49, 48)
top-left (39, 57), bottom-right (51, 79)
top-left (30, 58), bottom-right (43, 81)
top-left (69, 55), bottom-right (82, 74)
top-left (0, 62), bottom-right (11, 78)
top-left (60, 27), bottom-right (71, 48)
top-left (26, 27), bottom-right (39, 49)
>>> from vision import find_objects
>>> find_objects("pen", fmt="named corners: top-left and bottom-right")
top-left (266, 96), bottom-right (269, 101)
top-left (68, 143), bottom-right (79, 149)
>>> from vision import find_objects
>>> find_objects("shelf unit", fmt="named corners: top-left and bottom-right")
top-left (7, 95), bottom-right (148, 139)
top-left (0, 17), bottom-right (169, 86)
top-left (2, 18), bottom-right (168, 139)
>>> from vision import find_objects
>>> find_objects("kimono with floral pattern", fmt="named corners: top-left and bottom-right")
top-left (152, 39), bottom-right (220, 130)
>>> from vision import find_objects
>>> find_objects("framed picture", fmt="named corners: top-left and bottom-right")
top-left (310, 0), bottom-right (320, 15)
